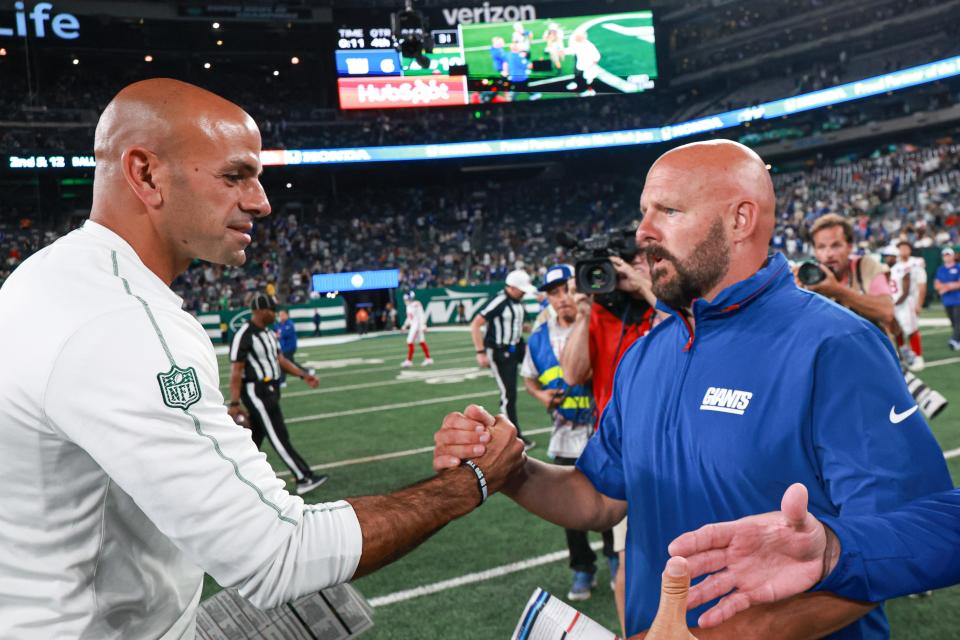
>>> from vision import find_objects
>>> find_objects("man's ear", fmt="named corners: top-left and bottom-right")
top-left (731, 200), bottom-right (759, 243)
top-left (120, 146), bottom-right (164, 209)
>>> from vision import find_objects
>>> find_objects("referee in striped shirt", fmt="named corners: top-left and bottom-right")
top-left (228, 293), bottom-right (327, 495)
top-left (472, 269), bottom-right (536, 449)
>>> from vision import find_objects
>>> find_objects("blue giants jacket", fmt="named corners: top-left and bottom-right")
top-left (527, 321), bottom-right (594, 425)
top-left (576, 252), bottom-right (952, 638)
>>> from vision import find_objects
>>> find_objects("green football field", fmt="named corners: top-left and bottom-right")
top-left (203, 310), bottom-right (960, 639)
top-left (459, 12), bottom-right (658, 89)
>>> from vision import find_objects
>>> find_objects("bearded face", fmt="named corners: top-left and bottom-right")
top-left (642, 217), bottom-right (730, 310)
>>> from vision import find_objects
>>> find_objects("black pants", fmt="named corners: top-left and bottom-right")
top-left (947, 304), bottom-right (960, 342)
top-left (487, 345), bottom-right (524, 438)
top-left (279, 350), bottom-right (301, 384)
top-left (241, 381), bottom-right (313, 481)
top-left (556, 456), bottom-right (615, 573)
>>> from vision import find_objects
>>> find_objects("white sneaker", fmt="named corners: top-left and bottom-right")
top-left (401, 360), bottom-right (413, 368)
top-left (565, 81), bottom-right (578, 90)
top-left (421, 358), bottom-right (434, 366)
top-left (908, 355), bottom-right (926, 372)
top-left (295, 475), bottom-right (328, 496)
top-left (579, 88), bottom-right (596, 97)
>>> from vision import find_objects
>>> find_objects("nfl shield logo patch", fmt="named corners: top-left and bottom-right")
top-left (157, 365), bottom-right (202, 410)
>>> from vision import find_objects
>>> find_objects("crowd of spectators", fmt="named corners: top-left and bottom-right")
top-left (771, 137), bottom-right (960, 259)
top-left (4, 136), bottom-right (959, 315)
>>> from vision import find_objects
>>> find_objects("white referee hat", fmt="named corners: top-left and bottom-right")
top-left (505, 269), bottom-right (537, 294)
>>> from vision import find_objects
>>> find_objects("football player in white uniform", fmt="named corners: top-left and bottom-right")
top-left (401, 291), bottom-right (434, 367)
top-left (884, 241), bottom-right (926, 370)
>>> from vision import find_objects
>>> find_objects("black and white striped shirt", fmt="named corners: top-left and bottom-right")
top-left (480, 291), bottom-right (525, 348)
top-left (230, 322), bottom-right (281, 383)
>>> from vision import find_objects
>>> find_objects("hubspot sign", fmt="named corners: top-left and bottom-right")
top-left (338, 76), bottom-right (468, 110)
top-left (0, 2), bottom-right (79, 39)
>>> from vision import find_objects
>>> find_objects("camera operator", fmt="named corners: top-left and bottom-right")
top-left (797, 214), bottom-right (895, 331)
top-left (559, 248), bottom-right (661, 635)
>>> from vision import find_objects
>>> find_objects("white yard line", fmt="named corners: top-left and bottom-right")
top-left (923, 356), bottom-right (960, 369)
top-left (368, 541), bottom-right (603, 607)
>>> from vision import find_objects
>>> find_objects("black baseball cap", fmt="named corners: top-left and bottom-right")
top-left (250, 293), bottom-right (277, 311)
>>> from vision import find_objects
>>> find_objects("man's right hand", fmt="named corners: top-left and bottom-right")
top-left (476, 352), bottom-right (490, 368)
top-left (641, 557), bottom-right (699, 639)
top-left (434, 404), bottom-right (495, 470)
top-left (469, 413), bottom-right (527, 495)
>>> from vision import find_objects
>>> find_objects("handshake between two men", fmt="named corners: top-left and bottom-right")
top-left (434, 407), bottom-right (845, 640)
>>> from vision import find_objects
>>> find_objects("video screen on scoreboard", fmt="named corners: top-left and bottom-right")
top-left (333, 4), bottom-right (658, 110)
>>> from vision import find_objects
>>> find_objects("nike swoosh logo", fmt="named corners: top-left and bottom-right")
top-left (889, 405), bottom-right (919, 424)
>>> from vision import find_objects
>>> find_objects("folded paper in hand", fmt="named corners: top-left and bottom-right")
top-left (512, 588), bottom-right (620, 640)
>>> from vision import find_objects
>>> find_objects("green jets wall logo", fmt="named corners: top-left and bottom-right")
top-left (157, 365), bottom-right (201, 410)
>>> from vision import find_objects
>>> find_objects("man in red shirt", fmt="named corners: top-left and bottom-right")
top-left (559, 253), bottom-right (662, 634)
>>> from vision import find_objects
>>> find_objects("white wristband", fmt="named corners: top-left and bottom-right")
top-left (462, 460), bottom-right (488, 505)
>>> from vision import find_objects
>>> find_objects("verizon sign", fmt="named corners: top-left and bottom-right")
top-left (338, 76), bottom-right (468, 110)
top-left (440, 3), bottom-right (536, 25)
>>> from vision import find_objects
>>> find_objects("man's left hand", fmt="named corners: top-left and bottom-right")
top-left (303, 374), bottom-right (320, 388)
top-left (667, 483), bottom-right (835, 629)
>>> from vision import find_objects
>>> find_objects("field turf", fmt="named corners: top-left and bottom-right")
top-left (203, 310), bottom-right (960, 639)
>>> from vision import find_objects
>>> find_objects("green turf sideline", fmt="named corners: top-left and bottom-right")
top-left (369, 541), bottom-right (604, 607)
top-left (274, 426), bottom-right (554, 477)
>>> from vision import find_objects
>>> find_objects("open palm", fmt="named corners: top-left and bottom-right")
top-left (668, 484), bottom-right (829, 628)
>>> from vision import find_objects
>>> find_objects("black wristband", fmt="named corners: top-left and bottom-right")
top-left (476, 349), bottom-right (486, 354)
top-left (228, 401), bottom-right (240, 407)
top-left (461, 460), bottom-right (488, 505)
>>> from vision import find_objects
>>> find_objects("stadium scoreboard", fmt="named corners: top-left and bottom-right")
top-left (332, 0), bottom-right (658, 110)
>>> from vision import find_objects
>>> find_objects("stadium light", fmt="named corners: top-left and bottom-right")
top-left (291, 56), bottom-right (300, 65)
top-left (0, 47), bottom-right (6, 56)
top-left (216, 39), bottom-right (223, 46)
top-left (273, 70), bottom-right (279, 76)
top-left (212, 22), bottom-right (220, 29)
top-left (144, 54), bottom-right (153, 62)
top-left (203, 62), bottom-right (211, 69)
top-left (285, 182), bottom-right (292, 189)
top-left (71, 57), bottom-right (78, 65)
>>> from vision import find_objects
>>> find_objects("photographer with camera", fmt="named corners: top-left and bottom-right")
top-left (800, 214), bottom-right (946, 419)
top-left (520, 265), bottom-right (616, 602)
top-left (797, 214), bottom-right (895, 331)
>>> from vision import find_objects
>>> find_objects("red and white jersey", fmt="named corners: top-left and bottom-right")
top-left (889, 258), bottom-right (926, 303)
top-left (405, 300), bottom-right (426, 329)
